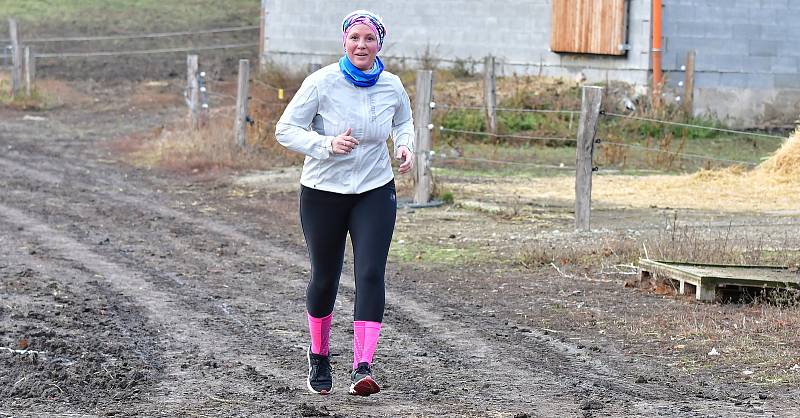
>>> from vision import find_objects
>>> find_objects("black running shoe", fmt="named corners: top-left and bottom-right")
top-left (306, 347), bottom-right (333, 395)
top-left (349, 362), bottom-right (380, 396)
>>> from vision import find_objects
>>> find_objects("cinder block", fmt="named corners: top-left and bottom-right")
top-left (748, 40), bottom-right (777, 57)
top-left (779, 41), bottom-right (800, 57)
top-left (676, 22), bottom-right (706, 38)
top-left (731, 24), bottom-right (762, 40)
top-left (746, 56), bottom-right (773, 73)
top-left (774, 74), bottom-right (800, 88)
top-left (761, 25), bottom-right (800, 41)
top-left (704, 24), bottom-right (733, 39)
top-left (772, 57), bottom-right (798, 73)
top-left (719, 72), bottom-right (749, 88)
top-left (747, 73), bottom-right (775, 89)
top-left (761, 0), bottom-right (790, 10)
top-left (665, 4), bottom-right (697, 22)
top-left (694, 71), bottom-right (721, 87)
top-left (695, 54), bottom-right (744, 72)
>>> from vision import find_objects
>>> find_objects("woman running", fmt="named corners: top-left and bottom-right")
top-left (275, 10), bottom-right (414, 396)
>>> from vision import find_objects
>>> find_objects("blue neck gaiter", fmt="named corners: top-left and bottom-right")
top-left (339, 55), bottom-right (383, 87)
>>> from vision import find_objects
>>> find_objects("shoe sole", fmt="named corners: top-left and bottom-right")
top-left (306, 347), bottom-right (332, 395)
top-left (349, 376), bottom-right (380, 396)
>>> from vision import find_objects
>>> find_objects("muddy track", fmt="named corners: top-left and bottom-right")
top-left (0, 110), bottom-right (783, 417)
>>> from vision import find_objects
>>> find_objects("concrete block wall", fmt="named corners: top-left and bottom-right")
top-left (661, 0), bottom-right (800, 126)
top-left (262, 0), bottom-right (800, 126)
top-left (263, 0), bottom-right (652, 88)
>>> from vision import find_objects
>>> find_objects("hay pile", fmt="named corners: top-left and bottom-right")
top-left (755, 128), bottom-right (800, 177)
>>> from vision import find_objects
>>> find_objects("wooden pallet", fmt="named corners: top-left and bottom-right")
top-left (638, 259), bottom-right (800, 302)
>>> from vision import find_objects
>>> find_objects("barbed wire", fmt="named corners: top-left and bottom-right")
top-left (604, 112), bottom-right (787, 141)
top-left (2, 25), bottom-right (259, 44)
top-left (34, 42), bottom-right (259, 58)
top-left (206, 91), bottom-right (237, 101)
top-left (433, 155), bottom-right (574, 170)
top-left (439, 127), bottom-right (575, 143)
top-left (252, 79), bottom-right (282, 91)
top-left (248, 96), bottom-right (287, 108)
top-left (599, 140), bottom-right (757, 166)
top-left (612, 220), bottom-right (800, 232)
top-left (437, 104), bottom-right (580, 115)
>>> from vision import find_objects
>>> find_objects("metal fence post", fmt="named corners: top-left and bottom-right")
top-left (575, 86), bottom-right (603, 231)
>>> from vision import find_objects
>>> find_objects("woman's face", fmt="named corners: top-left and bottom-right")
top-left (345, 24), bottom-right (378, 71)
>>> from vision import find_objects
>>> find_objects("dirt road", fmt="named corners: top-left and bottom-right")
top-left (0, 89), bottom-right (795, 417)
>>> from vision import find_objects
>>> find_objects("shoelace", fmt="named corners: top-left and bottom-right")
top-left (311, 357), bottom-right (332, 380)
top-left (354, 363), bottom-right (371, 376)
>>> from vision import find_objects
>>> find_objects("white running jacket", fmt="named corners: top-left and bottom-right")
top-left (275, 63), bottom-right (415, 194)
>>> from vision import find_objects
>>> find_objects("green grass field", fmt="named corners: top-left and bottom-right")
top-left (0, 0), bottom-right (259, 31)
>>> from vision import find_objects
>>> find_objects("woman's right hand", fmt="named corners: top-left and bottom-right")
top-left (330, 127), bottom-right (359, 154)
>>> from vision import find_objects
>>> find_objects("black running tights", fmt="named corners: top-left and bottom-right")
top-left (300, 181), bottom-right (396, 322)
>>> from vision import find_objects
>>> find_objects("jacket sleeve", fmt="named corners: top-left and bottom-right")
top-left (275, 78), bottom-right (333, 160)
top-left (392, 82), bottom-right (415, 154)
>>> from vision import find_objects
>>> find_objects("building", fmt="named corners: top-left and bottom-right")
top-left (260, 0), bottom-right (800, 128)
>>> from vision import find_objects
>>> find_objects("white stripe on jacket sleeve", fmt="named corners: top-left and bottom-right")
top-left (391, 81), bottom-right (415, 155)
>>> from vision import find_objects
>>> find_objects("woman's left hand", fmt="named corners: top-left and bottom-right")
top-left (395, 146), bottom-right (413, 174)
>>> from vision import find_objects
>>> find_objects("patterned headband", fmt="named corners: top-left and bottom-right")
top-left (341, 10), bottom-right (386, 51)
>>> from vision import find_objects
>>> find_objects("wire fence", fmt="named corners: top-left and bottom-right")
top-left (438, 127), bottom-right (575, 144)
top-left (438, 104), bottom-right (580, 115)
top-left (433, 155), bottom-right (574, 171)
top-left (34, 42), bottom-right (259, 59)
top-left (431, 99), bottom-right (789, 170)
top-left (598, 140), bottom-right (759, 167)
top-left (603, 112), bottom-right (787, 141)
top-left (1, 25), bottom-right (258, 44)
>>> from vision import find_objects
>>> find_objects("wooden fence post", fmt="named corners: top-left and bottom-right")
top-left (574, 86), bottom-right (603, 231)
top-left (187, 54), bottom-right (200, 129)
top-left (259, 0), bottom-right (267, 73)
top-left (484, 55), bottom-right (497, 135)
top-left (234, 59), bottom-right (250, 148)
top-left (9, 18), bottom-right (21, 97)
top-left (683, 50), bottom-right (695, 117)
top-left (413, 70), bottom-right (434, 204)
top-left (24, 46), bottom-right (34, 96)
top-left (197, 71), bottom-right (209, 128)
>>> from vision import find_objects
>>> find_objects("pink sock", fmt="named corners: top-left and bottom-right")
top-left (307, 312), bottom-right (333, 356)
top-left (361, 321), bottom-right (382, 366)
top-left (353, 321), bottom-right (366, 369)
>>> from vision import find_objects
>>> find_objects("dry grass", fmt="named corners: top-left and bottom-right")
top-left (122, 69), bottom-right (308, 174)
top-left (757, 129), bottom-right (800, 177)
top-left (128, 108), bottom-right (302, 174)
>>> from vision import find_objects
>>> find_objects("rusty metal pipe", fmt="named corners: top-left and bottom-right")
top-left (652, 0), bottom-right (663, 103)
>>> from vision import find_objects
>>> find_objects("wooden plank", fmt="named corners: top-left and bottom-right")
top-left (551, 0), bottom-right (627, 56)
top-left (413, 70), bottom-right (434, 205)
top-left (638, 259), bottom-right (800, 302)
top-left (574, 86), bottom-right (602, 231)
